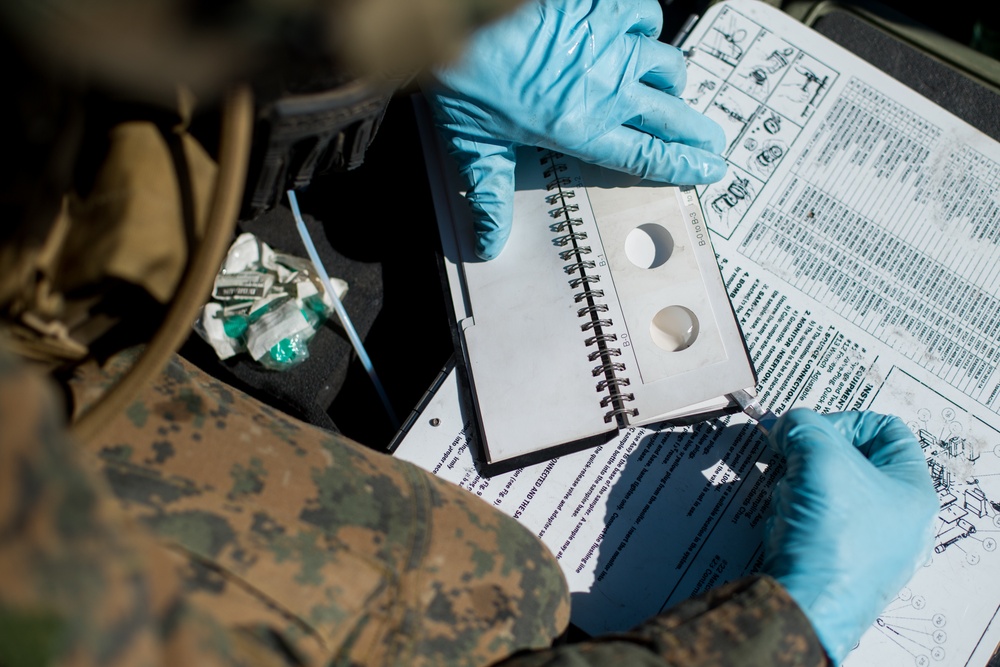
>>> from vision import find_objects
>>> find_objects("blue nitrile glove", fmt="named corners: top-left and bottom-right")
top-left (425, 0), bottom-right (728, 259)
top-left (763, 409), bottom-right (939, 664)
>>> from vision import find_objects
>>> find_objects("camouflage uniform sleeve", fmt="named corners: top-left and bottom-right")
top-left (0, 349), bottom-right (289, 667)
top-left (497, 575), bottom-right (830, 667)
top-left (68, 349), bottom-right (571, 667)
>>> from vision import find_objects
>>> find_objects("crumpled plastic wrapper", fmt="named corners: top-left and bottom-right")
top-left (194, 232), bottom-right (347, 370)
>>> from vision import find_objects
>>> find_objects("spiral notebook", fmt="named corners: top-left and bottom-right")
top-left (417, 102), bottom-right (758, 471)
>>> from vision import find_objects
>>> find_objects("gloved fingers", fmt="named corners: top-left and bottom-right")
top-left (762, 507), bottom-right (835, 592)
top-left (613, 0), bottom-right (665, 39)
top-left (571, 126), bottom-right (727, 184)
top-left (618, 87), bottom-right (725, 152)
top-left (766, 444), bottom-right (845, 530)
top-left (819, 411), bottom-right (938, 489)
top-left (632, 35), bottom-right (689, 95)
top-left (771, 410), bottom-right (937, 506)
top-left (768, 408), bottom-right (848, 461)
top-left (768, 410), bottom-right (880, 497)
top-left (448, 140), bottom-right (517, 260)
top-left (765, 409), bottom-right (938, 665)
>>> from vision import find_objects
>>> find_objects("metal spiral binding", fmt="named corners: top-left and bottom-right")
top-left (604, 407), bottom-right (640, 420)
top-left (596, 377), bottom-right (630, 390)
top-left (548, 204), bottom-right (580, 218)
top-left (591, 360), bottom-right (626, 376)
top-left (568, 275), bottom-right (600, 288)
top-left (580, 318), bottom-right (613, 331)
top-left (577, 303), bottom-right (609, 316)
top-left (546, 191), bottom-right (575, 205)
top-left (552, 232), bottom-right (588, 246)
top-left (550, 219), bottom-right (584, 232)
top-left (585, 332), bottom-right (616, 345)
top-left (543, 163), bottom-right (568, 178)
top-left (564, 260), bottom-right (597, 275)
top-left (600, 393), bottom-right (635, 408)
top-left (559, 246), bottom-right (591, 261)
top-left (575, 289), bottom-right (604, 303)
top-left (587, 347), bottom-right (620, 362)
top-left (541, 149), bottom-right (638, 425)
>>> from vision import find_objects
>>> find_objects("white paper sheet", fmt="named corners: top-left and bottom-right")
top-left (396, 1), bottom-right (1000, 663)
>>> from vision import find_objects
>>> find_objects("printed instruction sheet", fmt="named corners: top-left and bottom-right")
top-left (395, 1), bottom-right (1000, 664)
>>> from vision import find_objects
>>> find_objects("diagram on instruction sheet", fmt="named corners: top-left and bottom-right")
top-left (870, 587), bottom-right (950, 666)
top-left (916, 410), bottom-right (999, 559)
top-left (682, 4), bottom-right (837, 239)
top-left (845, 367), bottom-right (1000, 666)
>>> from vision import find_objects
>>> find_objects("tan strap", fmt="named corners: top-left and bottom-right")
top-left (70, 86), bottom-right (254, 444)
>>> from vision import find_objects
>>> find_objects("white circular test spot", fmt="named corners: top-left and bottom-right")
top-left (650, 306), bottom-right (699, 351)
top-left (624, 223), bottom-right (674, 269)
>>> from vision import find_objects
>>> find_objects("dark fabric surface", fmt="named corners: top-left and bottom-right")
top-left (813, 9), bottom-right (1000, 140)
top-left (180, 94), bottom-right (453, 447)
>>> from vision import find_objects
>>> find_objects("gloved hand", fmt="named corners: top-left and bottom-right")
top-left (763, 409), bottom-right (939, 664)
top-left (425, 0), bottom-right (728, 259)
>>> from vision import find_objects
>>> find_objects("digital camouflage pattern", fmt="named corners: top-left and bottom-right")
top-left (0, 346), bottom-right (830, 666)
top-left (620, 575), bottom-right (828, 667)
top-left (498, 577), bottom-right (828, 667)
top-left (67, 350), bottom-right (572, 667)
top-left (0, 350), bottom-right (251, 667)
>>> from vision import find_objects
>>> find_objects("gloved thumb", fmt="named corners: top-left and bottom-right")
top-left (449, 137), bottom-right (517, 260)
